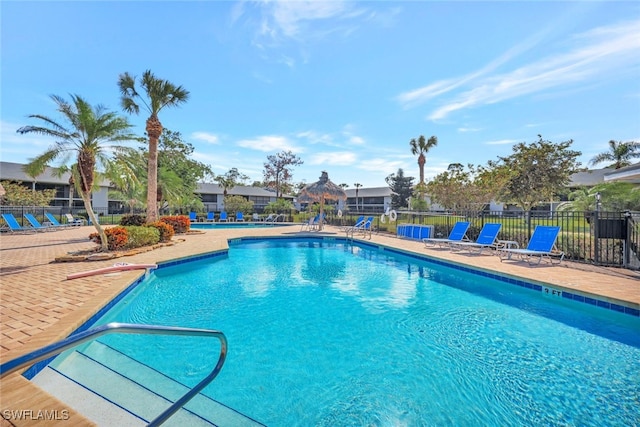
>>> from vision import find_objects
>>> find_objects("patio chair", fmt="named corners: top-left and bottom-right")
top-left (205, 212), bottom-right (215, 222)
top-left (45, 212), bottom-right (73, 229)
top-left (301, 214), bottom-right (320, 231)
top-left (236, 212), bottom-right (245, 222)
top-left (1, 213), bottom-right (36, 234)
top-left (346, 216), bottom-right (374, 239)
top-left (342, 215), bottom-right (365, 233)
top-left (252, 213), bottom-right (261, 222)
top-left (219, 211), bottom-right (228, 222)
top-left (24, 213), bottom-right (56, 232)
top-left (423, 221), bottom-right (471, 248)
top-left (64, 213), bottom-right (85, 226)
top-left (498, 225), bottom-right (565, 265)
top-left (189, 212), bottom-right (198, 222)
top-left (449, 223), bottom-right (502, 255)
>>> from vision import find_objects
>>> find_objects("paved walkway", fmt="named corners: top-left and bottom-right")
top-left (1, 224), bottom-right (638, 426)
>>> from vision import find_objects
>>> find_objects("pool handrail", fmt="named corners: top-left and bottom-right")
top-left (0, 322), bottom-right (228, 427)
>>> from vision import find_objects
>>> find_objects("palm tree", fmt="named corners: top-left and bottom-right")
top-left (410, 135), bottom-right (438, 184)
top-left (353, 183), bottom-right (362, 212)
top-left (215, 168), bottom-right (249, 197)
top-left (16, 94), bottom-right (137, 251)
top-left (589, 140), bottom-right (640, 169)
top-left (118, 70), bottom-right (190, 223)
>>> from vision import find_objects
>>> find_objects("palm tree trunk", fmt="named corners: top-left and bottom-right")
top-left (81, 191), bottom-right (107, 251)
top-left (418, 154), bottom-right (426, 184)
top-left (146, 115), bottom-right (163, 223)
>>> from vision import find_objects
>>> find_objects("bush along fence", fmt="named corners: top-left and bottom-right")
top-left (329, 209), bottom-right (639, 270)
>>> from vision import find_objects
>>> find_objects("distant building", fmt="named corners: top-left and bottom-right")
top-left (0, 161), bottom-right (291, 213)
top-left (603, 163), bottom-right (640, 183)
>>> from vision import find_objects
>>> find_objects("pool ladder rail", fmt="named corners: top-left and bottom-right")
top-left (0, 322), bottom-right (227, 427)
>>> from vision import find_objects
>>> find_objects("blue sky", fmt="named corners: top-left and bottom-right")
top-left (2, 1), bottom-right (639, 189)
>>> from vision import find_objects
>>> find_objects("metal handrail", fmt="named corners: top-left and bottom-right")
top-left (0, 322), bottom-right (228, 427)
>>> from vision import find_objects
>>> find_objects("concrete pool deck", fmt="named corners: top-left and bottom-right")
top-left (1, 224), bottom-right (639, 426)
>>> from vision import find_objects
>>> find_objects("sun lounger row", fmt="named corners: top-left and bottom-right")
top-left (1, 213), bottom-right (85, 233)
top-left (422, 221), bottom-right (564, 265)
top-left (190, 211), bottom-right (247, 222)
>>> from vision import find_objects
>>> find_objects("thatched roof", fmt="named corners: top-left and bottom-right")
top-left (299, 171), bottom-right (347, 201)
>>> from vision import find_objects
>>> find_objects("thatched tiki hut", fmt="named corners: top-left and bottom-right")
top-left (299, 171), bottom-right (347, 230)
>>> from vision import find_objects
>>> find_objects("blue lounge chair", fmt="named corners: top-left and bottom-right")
top-left (205, 212), bottom-right (215, 222)
top-left (423, 221), bottom-right (471, 248)
top-left (236, 212), bottom-right (245, 222)
top-left (189, 212), bottom-right (198, 222)
top-left (1, 213), bottom-right (36, 234)
top-left (498, 225), bottom-right (564, 265)
top-left (45, 212), bottom-right (72, 229)
top-left (219, 211), bottom-right (228, 222)
top-left (450, 223), bottom-right (502, 255)
top-left (346, 216), bottom-right (374, 239)
top-left (301, 214), bottom-right (319, 231)
top-left (24, 213), bottom-right (56, 232)
top-left (342, 215), bottom-right (365, 232)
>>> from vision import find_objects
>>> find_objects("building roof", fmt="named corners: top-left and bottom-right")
top-left (568, 167), bottom-right (614, 187)
top-left (196, 182), bottom-right (292, 198)
top-left (344, 187), bottom-right (393, 197)
top-left (604, 162), bottom-right (640, 183)
top-left (0, 161), bottom-right (111, 186)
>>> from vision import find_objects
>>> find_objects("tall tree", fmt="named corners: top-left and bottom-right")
top-left (589, 140), bottom-right (640, 169)
top-left (16, 94), bottom-right (137, 250)
top-left (118, 70), bottom-right (190, 223)
top-left (410, 135), bottom-right (438, 184)
top-left (263, 150), bottom-right (303, 198)
top-left (488, 135), bottom-right (583, 214)
top-left (109, 130), bottom-right (212, 213)
top-left (426, 163), bottom-right (500, 216)
top-left (215, 168), bottom-right (249, 197)
top-left (353, 182), bottom-right (362, 211)
top-left (386, 168), bottom-right (414, 208)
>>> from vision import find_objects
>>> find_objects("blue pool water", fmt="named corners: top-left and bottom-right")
top-left (82, 239), bottom-right (640, 426)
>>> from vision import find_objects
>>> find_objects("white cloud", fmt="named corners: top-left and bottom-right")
top-left (309, 151), bottom-right (357, 166)
top-left (457, 127), bottom-right (482, 133)
top-left (236, 135), bottom-right (302, 153)
top-left (191, 132), bottom-right (220, 144)
top-left (357, 158), bottom-right (406, 176)
top-left (266, 1), bottom-right (354, 38)
top-left (398, 19), bottom-right (640, 121)
top-left (297, 130), bottom-right (334, 145)
top-left (349, 135), bottom-right (365, 145)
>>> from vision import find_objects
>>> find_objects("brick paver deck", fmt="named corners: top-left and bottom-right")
top-left (1, 224), bottom-right (638, 426)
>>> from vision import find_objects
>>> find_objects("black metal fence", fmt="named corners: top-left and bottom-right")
top-left (3, 205), bottom-right (638, 270)
top-left (331, 209), bottom-right (639, 270)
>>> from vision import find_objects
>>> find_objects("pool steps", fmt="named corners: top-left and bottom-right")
top-left (32, 340), bottom-right (264, 426)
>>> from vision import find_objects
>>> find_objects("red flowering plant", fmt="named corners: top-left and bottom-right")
top-left (89, 226), bottom-right (129, 251)
top-left (159, 215), bottom-right (190, 234)
top-left (148, 221), bottom-right (175, 242)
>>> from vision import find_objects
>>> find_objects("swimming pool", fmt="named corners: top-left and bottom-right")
top-left (42, 238), bottom-right (640, 426)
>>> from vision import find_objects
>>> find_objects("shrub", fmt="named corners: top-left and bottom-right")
top-left (89, 227), bottom-right (129, 251)
top-left (125, 226), bottom-right (160, 249)
top-left (148, 221), bottom-right (175, 243)
top-left (120, 214), bottom-right (146, 226)
top-left (159, 215), bottom-right (190, 234)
